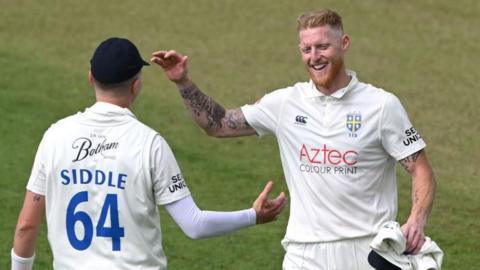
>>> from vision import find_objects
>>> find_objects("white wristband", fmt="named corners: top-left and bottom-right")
top-left (11, 249), bottom-right (35, 270)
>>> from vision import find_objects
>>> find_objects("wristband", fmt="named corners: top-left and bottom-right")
top-left (11, 249), bottom-right (35, 270)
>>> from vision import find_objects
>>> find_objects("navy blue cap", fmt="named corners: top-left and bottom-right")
top-left (90, 37), bottom-right (149, 84)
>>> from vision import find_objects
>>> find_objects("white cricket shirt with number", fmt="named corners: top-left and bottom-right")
top-left (241, 70), bottom-right (426, 243)
top-left (27, 102), bottom-right (190, 269)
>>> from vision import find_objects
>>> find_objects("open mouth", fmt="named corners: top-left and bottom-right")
top-left (310, 63), bottom-right (327, 71)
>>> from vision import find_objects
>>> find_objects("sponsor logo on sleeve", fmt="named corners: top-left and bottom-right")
top-left (403, 127), bottom-right (422, 146)
top-left (168, 173), bottom-right (187, 193)
top-left (346, 112), bottom-right (362, 138)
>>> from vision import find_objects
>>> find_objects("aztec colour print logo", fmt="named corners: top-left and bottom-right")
top-left (346, 112), bottom-right (361, 138)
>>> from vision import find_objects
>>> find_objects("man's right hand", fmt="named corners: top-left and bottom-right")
top-left (151, 49), bottom-right (256, 138)
top-left (151, 50), bottom-right (189, 85)
top-left (253, 181), bottom-right (286, 224)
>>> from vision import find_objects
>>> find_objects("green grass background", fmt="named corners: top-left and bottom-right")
top-left (1, 0), bottom-right (479, 269)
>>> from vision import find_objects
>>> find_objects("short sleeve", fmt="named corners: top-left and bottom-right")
top-left (380, 93), bottom-right (426, 160)
top-left (150, 135), bottom-right (190, 205)
top-left (26, 132), bottom-right (49, 195)
top-left (241, 88), bottom-right (288, 137)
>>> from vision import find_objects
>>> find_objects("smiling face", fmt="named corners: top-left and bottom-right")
top-left (299, 25), bottom-right (350, 92)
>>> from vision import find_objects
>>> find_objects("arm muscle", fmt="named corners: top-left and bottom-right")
top-left (178, 80), bottom-right (256, 137)
top-left (13, 191), bottom-right (45, 258)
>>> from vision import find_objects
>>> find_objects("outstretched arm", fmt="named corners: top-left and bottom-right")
top-left (151, 50), bottom-right (256, 137)
top-left (165, 181), bottom-right (285, 239)
top-left (398, 149), bottom-right (436, 254)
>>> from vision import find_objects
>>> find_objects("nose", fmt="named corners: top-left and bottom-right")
top-left (310, 48), bottom-right (322, 63)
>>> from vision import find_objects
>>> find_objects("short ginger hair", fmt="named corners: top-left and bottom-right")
top-left (297, 9), bottom-right (344, 32)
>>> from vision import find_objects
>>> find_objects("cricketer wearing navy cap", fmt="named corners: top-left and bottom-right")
top-left (11, 37), bottom-right (285, 270)
top-left (90, 37), bottom-right (149, 84)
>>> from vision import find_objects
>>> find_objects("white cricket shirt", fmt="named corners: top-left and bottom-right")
top-left (27, 102), bottom-right (190, 269)
top-left (242, 70), bottom-right (426, 243)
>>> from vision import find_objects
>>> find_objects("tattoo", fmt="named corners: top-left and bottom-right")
top-left (179, 83), bottom-right (252, 134)
top-left (33, 195), bottom-right (42, 202)
top-left (179, 82), bottom-right (226, 130)
top-left (224, 109), bottom-right (250, 130)
top-left (399, 150), bottom-right (422, 172)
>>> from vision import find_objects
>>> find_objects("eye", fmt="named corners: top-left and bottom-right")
top-left (317, 44), bottom-right (329, 50)
top-left (301, 47), bottom-right (311, 54)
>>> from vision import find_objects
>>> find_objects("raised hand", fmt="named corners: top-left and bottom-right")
top-left (253, 181), bottom-right (286, 224)
top-left (151, 50), bottom-right (189, 84)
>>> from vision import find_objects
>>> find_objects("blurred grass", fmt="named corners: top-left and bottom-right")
top-left (1, 0), bottom-right (479, 269)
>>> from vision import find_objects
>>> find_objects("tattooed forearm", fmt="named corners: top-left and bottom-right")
top-left (224, 109), bottom-right (251, 129)
top-left (177, 81), bottom-right (256, 137)
top-left (178, 82), bottom-right (226, 130)
top-left (399, 150), bottom-right (422, 172)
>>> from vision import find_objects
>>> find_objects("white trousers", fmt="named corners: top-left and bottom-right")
top-left (282, 236), bottom-right (376, 270)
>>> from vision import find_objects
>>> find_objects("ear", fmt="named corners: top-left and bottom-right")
top-left (341, 34), bottom-right (351, 51)
top-left (88, 71), bottom-right (94, 86)
top-left (130, 77), bottom-right (141, 96)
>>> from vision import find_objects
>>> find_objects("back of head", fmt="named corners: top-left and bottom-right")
top-left (90, 37), bottom-right (149, 91)
top-left (297, 9), bottom-right (344, 32)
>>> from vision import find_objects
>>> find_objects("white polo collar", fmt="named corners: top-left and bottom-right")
top-left (81, 102), bottom-right (137, 124)
top-left (305, 70), bottom-right (358, 99)
top-left (88, 102), bottom-right (136, 117)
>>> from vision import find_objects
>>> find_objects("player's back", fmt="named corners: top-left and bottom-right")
top-left (32, 102), bottom-right (167, 269)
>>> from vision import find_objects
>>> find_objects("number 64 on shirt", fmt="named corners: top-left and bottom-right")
top-left (66, 191), bottom-right (125, 251)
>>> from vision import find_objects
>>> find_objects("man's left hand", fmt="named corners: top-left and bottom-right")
top-left (401, 220), bottom-right (426, 254)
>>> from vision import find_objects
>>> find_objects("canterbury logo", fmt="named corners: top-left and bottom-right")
top-left (295, 115), bottom-right (308, 124)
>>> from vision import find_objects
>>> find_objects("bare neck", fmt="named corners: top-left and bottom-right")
top-left (95, 91), bottom-right (132, 108)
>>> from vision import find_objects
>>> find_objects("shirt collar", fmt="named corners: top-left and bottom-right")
top-left (83, 102), bottom-right (137, 122)
top-left (305, 70), bottom-right (358, 99)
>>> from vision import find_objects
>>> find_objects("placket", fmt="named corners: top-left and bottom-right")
top-left (323, 96), bottom-right (332, 127)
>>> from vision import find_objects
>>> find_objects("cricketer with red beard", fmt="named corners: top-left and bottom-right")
top-left (153, 9), bottom-right (437, 270)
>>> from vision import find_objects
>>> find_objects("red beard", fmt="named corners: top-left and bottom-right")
top-left (308, 57), bottom-right (344, 89)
